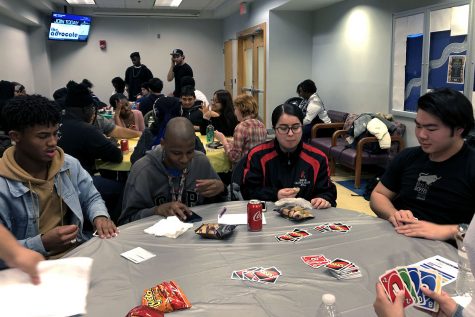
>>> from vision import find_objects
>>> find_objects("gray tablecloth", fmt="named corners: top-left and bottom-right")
top-left (66, 201), bottom-right (457, 317)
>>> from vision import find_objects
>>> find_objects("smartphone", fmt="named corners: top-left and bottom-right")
top-left (185, 211), bottom-right (203, 223)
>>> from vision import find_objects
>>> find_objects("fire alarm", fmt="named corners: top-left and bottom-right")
top-left (99, 40), bottom-right (106, 50)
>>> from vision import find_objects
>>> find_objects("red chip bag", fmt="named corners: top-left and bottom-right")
top-left (125, 305), bottom-right (164, 317)
top-left (141, 280), bottom-right (192, 313)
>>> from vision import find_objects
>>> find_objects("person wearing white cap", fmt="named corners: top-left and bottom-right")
top-left (167, 48), bottom-right (193, 97)
top-left (370, 88), bottom-right (475, 242)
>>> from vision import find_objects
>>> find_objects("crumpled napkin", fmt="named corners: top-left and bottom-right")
top-left (144, 216), bottom-right (193, 238)
top-left (274, 197), bottom-right (313, 209)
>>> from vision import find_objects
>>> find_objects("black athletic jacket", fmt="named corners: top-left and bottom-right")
top-left (242, 139), bottom-right (337, 205)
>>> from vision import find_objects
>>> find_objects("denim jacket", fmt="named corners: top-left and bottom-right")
top-left (0, 154), bottom-right (109, 256)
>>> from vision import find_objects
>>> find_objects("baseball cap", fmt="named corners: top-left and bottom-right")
top-left (170, 49), bottom-right (184, 56)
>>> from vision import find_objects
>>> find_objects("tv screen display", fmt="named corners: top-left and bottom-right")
top-left (49, 12), bottom-right (91, 42)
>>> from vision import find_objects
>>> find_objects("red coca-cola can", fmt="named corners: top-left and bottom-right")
top-left (120, 139), bottom-right (129, 152)
top-left (247, 199), bottom-right (262, 232)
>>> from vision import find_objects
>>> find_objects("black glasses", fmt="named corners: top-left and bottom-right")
top-left (275, 124), bottom-right (302, 134)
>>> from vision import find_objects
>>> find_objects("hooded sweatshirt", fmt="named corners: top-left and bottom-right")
top-left (119, 146), bottom-right (223, 224)
top-left (0, 147), bottom-right (66, 239)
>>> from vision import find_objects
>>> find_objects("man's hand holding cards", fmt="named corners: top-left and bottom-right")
top-left (378, 266), bottom-right (442, 312)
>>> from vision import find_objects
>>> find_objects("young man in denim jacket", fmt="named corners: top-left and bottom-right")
top-left (0, 95), bottom-right (118, 263)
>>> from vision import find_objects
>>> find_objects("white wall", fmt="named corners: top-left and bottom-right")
top-left (48, 17), bottom-right (224, 102)
top-left (312, 0), bottom-right (449, 147)
top-left (0, 17), bottom-right (36, 92)
top-left (268, 10), bottom-right (313, 112)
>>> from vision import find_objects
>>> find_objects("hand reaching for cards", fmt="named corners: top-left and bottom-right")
top-left (395, 220), bottom-right (458, 241)
top-left (311, 197), bottom-right (331, 209)
top-left (373, 282), bottom-right (405, 317)
top-left (156, 201), bottom-right (192, 222)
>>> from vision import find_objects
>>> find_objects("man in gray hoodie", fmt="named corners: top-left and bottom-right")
top-left (119, 117), bottom-right (225, 224)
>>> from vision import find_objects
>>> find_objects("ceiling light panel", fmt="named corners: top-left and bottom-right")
top-left (154, 0), bottom-right (182, 7)
top-left (66, 0), bottom-right (96, 5)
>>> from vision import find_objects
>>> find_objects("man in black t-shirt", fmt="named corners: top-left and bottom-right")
top-left (167, 49), bottom-right (193, 97)
top-left (370, 88), bottom-right (475, 241)
top-left (125, 52), bottom-right (153, 102)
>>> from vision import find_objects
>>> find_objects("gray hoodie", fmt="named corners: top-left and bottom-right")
top-left (119, 146), bottom-right (222, 224)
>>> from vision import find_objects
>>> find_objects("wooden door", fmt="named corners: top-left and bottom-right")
top-left (224, 40), bottom-right (234, 96)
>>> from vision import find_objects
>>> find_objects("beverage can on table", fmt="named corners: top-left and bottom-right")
top-left (247, 199), bottom-right (262, 231)
top-left (120, 139), bottom-right (129, 152)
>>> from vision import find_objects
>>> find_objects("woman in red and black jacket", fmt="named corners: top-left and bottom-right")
top-left (242, 103), bottom-right (337, 208)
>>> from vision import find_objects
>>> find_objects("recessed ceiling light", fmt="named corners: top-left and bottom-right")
top-left (154, 0), bottom-right (182, 7)
top-left (66, 0), bottom-right (96, 4)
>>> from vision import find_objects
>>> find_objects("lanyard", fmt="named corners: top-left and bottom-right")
top-left (168, 168), bottom-right (188, 203)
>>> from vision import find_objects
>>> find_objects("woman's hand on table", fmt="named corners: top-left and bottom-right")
top-left (277, 188), bottom-right (298, 200)
top-left (214, 131), bottom-right (226, 144)
top-left (93, 216), bottom-right (119, 238)
top-left (311, 197), bottom-right (331, 209)
top-left (156, 202), bottom-right (192, 221)
top-left (195, 179), bottom-right (225, 197)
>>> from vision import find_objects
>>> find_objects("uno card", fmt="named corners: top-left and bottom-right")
top-left (396, 267), bottom-right (419, 303)
top-left (243, 267), bottom-right (262, 281)
top-left (326, 258), bottom-right (352, 272)
top-left (379, 269), bottom-right (414, 307)
top-left (328, 223), bottom-right (351, 233)
top-left (288, 229), bottom-right (312, 238)
top-left (314, 223), bottom-right (331, 233)
top-left (255, 266), bottom-right (282, 284)
top-left (276, 234), bottom-right (300, 242)
top-left (418, 269), bottom-right (441, 312)
top-left (301, 255), bottom-right (331, 268)
top-left (406, 266), bottom-right (423, 304)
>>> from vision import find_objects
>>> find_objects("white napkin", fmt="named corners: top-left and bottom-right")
top-left (0, 257), bottom-right (93, 317)
top-left (144, 216), bottom-right (193, 238)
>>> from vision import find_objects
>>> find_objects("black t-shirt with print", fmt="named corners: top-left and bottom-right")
top-left (173, 63), bottom-right (193, 97)
top-left (381, 144), bottom-right (475, 225)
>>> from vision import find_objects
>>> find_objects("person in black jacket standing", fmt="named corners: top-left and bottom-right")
top-left (242, 103), bottom-right (336, 208)
top-left (125, 52), bottom-right (153, 101)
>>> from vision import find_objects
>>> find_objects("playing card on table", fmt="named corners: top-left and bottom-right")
top-left (275, 234), bottom-right (300, 242)
top-left (314, 223), bottom-right (331, 233)
top-left (254, 266), bottom-right (282, 284)
top-left (301, 255), bottom-right (331, 269)
top-left (231, 266), bottom-right (259, 280)
top-left (379, 269), bottom-right (414, 308)
top-left (328, 223), bottom-right (352, 233)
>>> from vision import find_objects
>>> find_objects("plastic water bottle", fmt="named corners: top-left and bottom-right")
top-left (316, 294), bottom-right (342, 317)
top-left (206, 124), bottom-right (214, 144)
top-left (455, 226), bottom-right (475, 296)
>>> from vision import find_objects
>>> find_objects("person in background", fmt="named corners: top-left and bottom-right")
top-left (242, 103), bottom-right (336, 208)
top-left (12, 82), bottom-right (27, 97)
top-left (110, 93), bottom-right (145, 132)
top-left (0, 94), bottom-right (118, 260)
top-left (137, 78), bottom-right (165, 117)
top-left (370, 88), bottom-right (475, 242)
top-left (180, 85), bottom-right (203, 130)
top-left (81, 79), bottom-right (107, 109)
top-left (0, 80), bottom-right (15, 155)
top-left (215, 94), bottom-right (267, 165)
top-left (125, 52), bottom-right (153, 102)
top-left (58, 81), bottom-right (124, 223)
top-left (119, 117), bottom-right (225, 225)
top-left (200, 89), bottom-right (238, 137)
top-left (180, 76), bottom-right (208, 105)
top-left (135, 81), bottom-right (151, 109)
top-left (0, 224), bottom-right (44, 284)
top-left (53, 85), bottom-right (141, 140)
top-left (167, 49), bottom-right (193, 97)
top-left (131, 96), bottom-right (205, 164)
top-left (296, 79), bottom-right (331, 141)
top-left (111, 76), bottom-right (127, 98)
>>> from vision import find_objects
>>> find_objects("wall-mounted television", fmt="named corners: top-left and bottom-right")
top-left (48, 12), bottom-right (92, 42)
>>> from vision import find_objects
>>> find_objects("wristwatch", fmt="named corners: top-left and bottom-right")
top-left (458, 223), bottom-right (469, 234)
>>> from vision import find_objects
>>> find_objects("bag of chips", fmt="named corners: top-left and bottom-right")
top-left (141, 280), bottom-right (191, 313)
top-left (125, 305), bottom-right (164, 317)
top-left (195, 223), bottom-right (237, 239)
top-left (276, 205), bottom-right (314, 221)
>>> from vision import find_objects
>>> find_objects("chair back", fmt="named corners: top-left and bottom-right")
top-left (327, 110), bottom-right (349, 123)
top-left (229, 156), bottom-right (247, 201)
